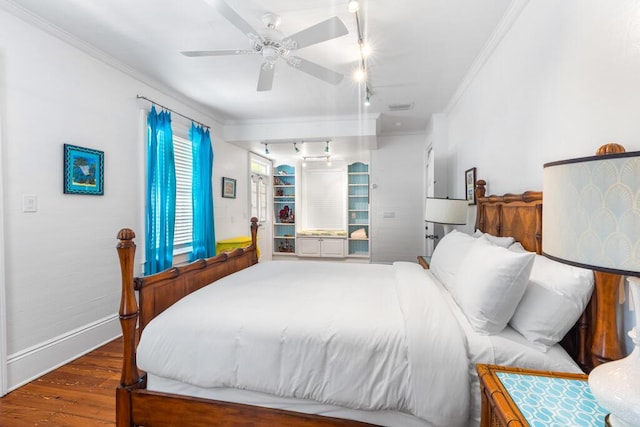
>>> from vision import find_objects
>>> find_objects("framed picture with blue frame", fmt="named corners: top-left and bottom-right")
top-left (63, 144), bottom-right (104, 195)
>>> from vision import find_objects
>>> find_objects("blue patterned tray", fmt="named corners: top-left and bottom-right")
top-left (496, 372), bottom-right (608, 427)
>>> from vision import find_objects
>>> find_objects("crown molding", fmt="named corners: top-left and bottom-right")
top-left (0, 0), bottom-right (225, 128)
top-left (444, 0), bottom-right (530, 115)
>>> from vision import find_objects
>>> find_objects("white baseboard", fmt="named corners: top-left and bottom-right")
top-left (6, 313), bottom-right (121, 392)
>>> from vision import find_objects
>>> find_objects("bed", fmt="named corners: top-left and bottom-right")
top-left (115, 180), bottom-right (624, 426)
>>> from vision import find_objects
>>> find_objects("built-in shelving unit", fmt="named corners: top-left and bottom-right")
top-left (273, 164), bottom-right (296, 255)
top-left (347, 162), bottom-right (370, 257)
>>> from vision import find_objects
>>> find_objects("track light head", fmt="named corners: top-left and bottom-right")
top-left (324, 141), bottom-right (330, 153)
top-left (293, 142), bottom-right (300, 153)
top-left (264, 143), bottom-right (270, 155)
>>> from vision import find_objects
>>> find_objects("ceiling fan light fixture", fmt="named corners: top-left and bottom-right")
top-left (261, 12), bottom-right (281, 29)
top-left (348, 1), bottom-right (360, 13)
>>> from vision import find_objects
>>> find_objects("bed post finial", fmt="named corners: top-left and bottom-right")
top-left (116, 228), bottom-right (141, 388)
top-left (475, 179), bottom-right (486, 199)
top-left (596, 142), bottom-right (625, 155)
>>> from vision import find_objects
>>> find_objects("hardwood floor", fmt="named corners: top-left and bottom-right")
top-left (0, 338), bottom-right (122, 426)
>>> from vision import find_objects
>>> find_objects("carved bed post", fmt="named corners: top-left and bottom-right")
top-left (474, 180), bottom-right (487, 231)
top-left (250, 217), bottom-right (259, 264)
top-left (591, 272), bottom-right (623, 366)
top-left (116, 228), bottom-right (142, 426)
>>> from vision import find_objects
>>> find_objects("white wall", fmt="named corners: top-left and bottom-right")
top-left (0, 8), bottom-right (249, 390)
top-left (370, 134), bottom-right (425, 263)
top-left (447, 0), bottom-right (640, 198)
top-left (445, 0), bottom-right (640, 353)
top-left (212, 141), bottom-right (252, 241)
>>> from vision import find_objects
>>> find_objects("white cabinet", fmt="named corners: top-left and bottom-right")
top-left (297, 237), bottom-right (346, 258)
top-left (319, 238), bottom-right (346, 257)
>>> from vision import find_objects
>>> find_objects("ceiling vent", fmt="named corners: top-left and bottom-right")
top-left (388, 103), bottom-right (414, 112)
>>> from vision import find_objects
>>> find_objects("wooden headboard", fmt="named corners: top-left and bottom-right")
top-left (472, 180), bottom-right (622, 373)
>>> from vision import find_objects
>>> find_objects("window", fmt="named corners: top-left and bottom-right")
top-left (173, 135), bottom-right (193, 250)
top-left (300, 161), bottom-right (346, 230)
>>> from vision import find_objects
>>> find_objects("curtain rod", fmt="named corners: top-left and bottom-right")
top-left (136, 95), bottom-right (210, 129)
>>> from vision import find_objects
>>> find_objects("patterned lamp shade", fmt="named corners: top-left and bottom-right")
top-left (544, 150), bottom-right (640, 427)
top-left (542, 151), bottom-right (640, 276)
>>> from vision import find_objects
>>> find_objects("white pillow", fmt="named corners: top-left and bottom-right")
top-left (473, 229), bottom-right (515, 248)
top-left (452, 237), bottom-right (535, 334)
top-left (429, 230), bottom-right (477, 289)
top-left (509, 244), bottom-right (594, 350)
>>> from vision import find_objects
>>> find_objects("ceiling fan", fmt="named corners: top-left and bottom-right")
top-left (182, 0), bottom-right (349, 91)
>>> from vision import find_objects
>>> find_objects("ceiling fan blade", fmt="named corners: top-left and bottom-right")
top-left (181, 49), bottom-right (253, 57)
top-left (287, 56), bottom-right (344, 85)
top-left (204, 0), bottom-right (263, 42)
top-left (283, 17), bottom-right (348, 50)
top-left (257, 62), bottom-right (275, 91)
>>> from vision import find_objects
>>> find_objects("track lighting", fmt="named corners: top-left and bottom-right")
top-left (351, 3), bottom-right (372, 107)
top-left (324, 141), bottom-right (330, 153)
top-left (293, 142), bottom-right (300, 153)
top-left (264, 143), bottom-right (269, 155)
top-left (361, 43), bottom-right (372, 57)
top-left (353, 68), bottom-right (366, 82)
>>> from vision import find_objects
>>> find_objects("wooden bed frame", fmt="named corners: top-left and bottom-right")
top-left (115, 182), bottom-right (624, 426)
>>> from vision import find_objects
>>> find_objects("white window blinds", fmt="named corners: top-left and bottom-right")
top-left (300, 162), bottom-right (346, 230)
top-left (173, 135), bottom-right (193, 246)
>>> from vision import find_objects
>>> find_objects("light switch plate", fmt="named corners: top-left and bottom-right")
top-left (23, 195), bottom-right (37, 213)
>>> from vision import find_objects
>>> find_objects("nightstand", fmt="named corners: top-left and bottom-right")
top-left (477, 364), bottom-right (608, 427)
top-left (417, 256), bottom-right (431, 269)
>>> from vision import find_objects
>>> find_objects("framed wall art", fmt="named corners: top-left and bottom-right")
top-left (63, 144), bottom-right (104, 195)
top-left (465, 167), bottom-right (477, 205)
top-left (222, 177), bottom-right (236, 199)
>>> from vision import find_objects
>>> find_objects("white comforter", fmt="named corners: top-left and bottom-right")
top-left (137, 261), bottom-right (470, 426)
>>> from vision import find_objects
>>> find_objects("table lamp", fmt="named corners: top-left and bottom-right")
top-left (542, 144), bottom-right (640, 427)
top-left (424, 197), bottom-right (468, 235)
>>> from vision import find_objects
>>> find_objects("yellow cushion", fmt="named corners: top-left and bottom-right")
top-left (216, 236), bottom-right (259, 257)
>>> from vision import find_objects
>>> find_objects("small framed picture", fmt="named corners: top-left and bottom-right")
top-left (465, 167), bottom-right (477, 205)
top-left (63, 144), bottom-right (104, 195)
top-left (222, 177), bottom-right (236, 199)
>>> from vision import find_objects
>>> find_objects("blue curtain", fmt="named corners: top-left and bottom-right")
top-left (190, 123), bottom-right (216, 260)
top-left (145, 106), bottom-right (176, 275)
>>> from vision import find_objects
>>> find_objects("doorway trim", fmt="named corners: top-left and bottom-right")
top-left (0, 112), bottom-right (8, 396)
